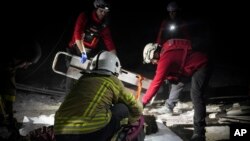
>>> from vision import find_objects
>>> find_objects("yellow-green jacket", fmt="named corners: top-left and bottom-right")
top-left (54, 73), bottom-right (143, 134)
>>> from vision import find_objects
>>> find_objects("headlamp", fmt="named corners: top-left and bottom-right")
top-left (169, 24), bottom-right (176, 31)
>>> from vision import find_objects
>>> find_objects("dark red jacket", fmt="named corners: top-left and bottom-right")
top-left (69, 10), bottom-right (115, 51)
top-left (142, 39), bottom-right (208, 105)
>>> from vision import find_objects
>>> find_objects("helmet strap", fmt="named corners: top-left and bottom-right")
top-left (94, 50), bottom-right (105, 70)
top-left (153, 45), bottom-right (161, 60)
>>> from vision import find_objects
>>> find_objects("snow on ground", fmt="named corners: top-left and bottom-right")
top-left (13, 89), bottom-right (243, 140)
top-left (14, 91), bottom-right (184, 140)
top-left (14, 91), bottom-right (63, 136)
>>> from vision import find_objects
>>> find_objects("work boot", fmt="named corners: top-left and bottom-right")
top-left (190, 133), bottom-right (205, 141)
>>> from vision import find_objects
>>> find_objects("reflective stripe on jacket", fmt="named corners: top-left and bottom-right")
top-left (54, 74), bottom-right (142, 134)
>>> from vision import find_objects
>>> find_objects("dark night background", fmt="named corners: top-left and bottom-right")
top-left (4, 0), bottom-right (249, 95)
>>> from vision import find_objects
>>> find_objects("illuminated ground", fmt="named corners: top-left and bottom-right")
top-left (12, 86), bottom-right (250, 141)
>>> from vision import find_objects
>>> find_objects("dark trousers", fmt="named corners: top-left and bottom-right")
top-left (55, 103), bottom-right (129, 141)
top-left (165, 65), bottom-right (211, 135)
top-left (191, 65), bottom-right (210, 135)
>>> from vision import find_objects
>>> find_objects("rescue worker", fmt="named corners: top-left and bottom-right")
top-left (142, 41), bottom-right (209, 141)
top-left (151, 1), bottom-right (190, 110)
top-left (65, 0), bottom-right (117, 92)
top-left (145, 1), bottom-right (190, 113)
top-left (0, 40), bottom-right (41, 138)
top-left (142, 2), bottom-right (211, 141)
top-left (68, 0), bottom-right (117, 63)
top-left (54, 51), bottom-right (143, 141)
top-left (156, 1), bottom-right (190, 45)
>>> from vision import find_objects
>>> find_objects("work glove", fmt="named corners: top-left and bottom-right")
top-left (80, 52), bottom-right (87, 63)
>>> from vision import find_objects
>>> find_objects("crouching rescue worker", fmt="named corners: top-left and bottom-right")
top-left (54, 51), bottom-right (143, 141)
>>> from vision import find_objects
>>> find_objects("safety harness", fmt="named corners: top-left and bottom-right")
top-left (83, 12), bottom-right (108, 48)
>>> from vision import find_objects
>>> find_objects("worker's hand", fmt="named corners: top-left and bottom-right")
top-left (80, 52), bottom-right (87, 63)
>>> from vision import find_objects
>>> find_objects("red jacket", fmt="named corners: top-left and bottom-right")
top-left (142, 39), bottom-right (208, 105)
top-left (69, 10), bottom-right (115, 51)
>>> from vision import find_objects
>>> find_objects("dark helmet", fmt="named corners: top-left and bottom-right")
top-left (93, 0), bottom-right (111, 10)
top-left (166, 1), bottom-right (179, 12)
top-left (14, 40), bottom-right (42, 64)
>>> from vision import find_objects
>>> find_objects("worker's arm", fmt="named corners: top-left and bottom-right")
top-left (119, 87), bottom-right (143, 124)
top-left (73, 12), bottom-right (88, 63)
top-left (75, 39), bottom-right (85, 53)
top-left (75, 39), bottom-right (87, 63)
top-left (142, 53), bottom-right (171, 105)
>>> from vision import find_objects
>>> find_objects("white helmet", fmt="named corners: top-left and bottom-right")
top-left (167, 1), bottom-right (179, 12)
top-left (89, 51), bottom-right (121, 76)
top-left (93, 0), bottom-right (111, 10)
top-left (143, 43), bottom-right (160, 64)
